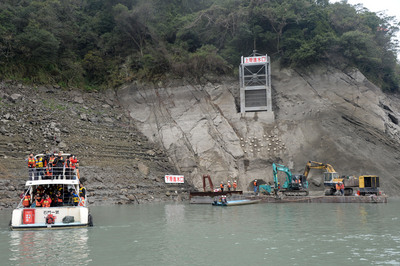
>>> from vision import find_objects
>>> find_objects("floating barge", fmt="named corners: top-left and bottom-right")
top-left (190, 192), bottom-right (388, 204)
top-left (258, 195), bottom-right (388, 203)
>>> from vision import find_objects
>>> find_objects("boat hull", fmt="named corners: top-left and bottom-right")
top-left (10, 223), bottom-right (88, 231)
top-left (212, 199), bottom-right (261, 206)
top-left (10, 207), bottom-right (91, 231)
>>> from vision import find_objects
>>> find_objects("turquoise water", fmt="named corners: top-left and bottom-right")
top-left (1, 200), bottom-right (400, 265)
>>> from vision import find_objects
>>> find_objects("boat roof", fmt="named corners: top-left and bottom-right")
top-left (25, 179), bottom-right (80, 186)
top-left (34, 153), bottom-right (71, 157)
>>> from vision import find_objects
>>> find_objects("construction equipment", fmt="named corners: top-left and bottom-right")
top-left (273, 163), bottom-right (309, 196)
top-left (303, 161), bottom-right (355, 196)
top-left (358, 175), bottom-right (380, 195)
top-left (202, 174), bottom-right (214, 192)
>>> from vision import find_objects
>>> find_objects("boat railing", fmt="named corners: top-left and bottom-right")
top-left (28, 166), bottom-right (78, 181)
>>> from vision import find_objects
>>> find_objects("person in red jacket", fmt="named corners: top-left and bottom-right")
top-left (70, 155), bottom-right (79, 179)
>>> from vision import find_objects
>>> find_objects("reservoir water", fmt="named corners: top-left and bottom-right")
top-left (1, 200), bottom-right (400, 266)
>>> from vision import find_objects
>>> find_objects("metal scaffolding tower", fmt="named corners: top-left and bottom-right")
top-left (239, 51), bottom-right (272, 114)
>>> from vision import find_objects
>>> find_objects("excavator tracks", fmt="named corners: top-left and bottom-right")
top-left (283, 190), bottom-right (309, 196)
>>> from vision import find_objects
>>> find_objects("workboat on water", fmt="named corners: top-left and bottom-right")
top-left (10, 153), bottom-right (93, 230)
top-left (212, 197), bottom-right (261, 206)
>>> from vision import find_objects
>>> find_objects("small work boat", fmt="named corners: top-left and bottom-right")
top-left (10, 153), bottom-right (93, 230)
top-left (212, 198), bottom-right (261, 206)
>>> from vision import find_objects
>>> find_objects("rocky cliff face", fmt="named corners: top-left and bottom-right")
top-left (1, 64), bottom-right (400, 209)
top-left (117, 65), bottom-right (400, 195)
top-left (0, 83), bottom-right (192, 209)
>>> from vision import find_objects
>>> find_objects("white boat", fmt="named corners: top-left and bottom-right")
top-left (10, 153), bottom-right (93, 230)
top-left (212, 199), bottom-right (262, 206)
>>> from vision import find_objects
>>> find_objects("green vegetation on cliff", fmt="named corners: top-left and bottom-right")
top-left (0, 0), bottom-right (399, 91)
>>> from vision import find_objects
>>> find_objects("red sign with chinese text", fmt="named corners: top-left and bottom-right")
top-left (165, 175), bottom-right (184, 184)
top-left (243, 56), bottom-right (267, 64)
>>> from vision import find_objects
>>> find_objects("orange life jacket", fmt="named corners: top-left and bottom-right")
top-left (65, 158), bottom-right (71, 168)
top-left (220, 183), bottom-right (224, 189)
top-left (28, 157), bottom-right (36, 168)
top-left (23, 195), bottom-right (31, 207)
top-left (340, 183), bottom-right (345, 189)
top-left (79, 197), bottom-right (85, 206)
top-left (43, 199), bottom-right (51, 207)
top-left (45, 167), bottom-right (52, 177)
top-left (336, 184), bottom-right (340, 190)
top-left (55, 196), bottom-right (63, 203)
top-left (228, 184), bottom-right (231, 188)
top-left (36, 199), bottom-right (43, 207)
top-left (233, 182), bottom-right (237, 188)
top-left (253, 181), bottom-right (257, 186)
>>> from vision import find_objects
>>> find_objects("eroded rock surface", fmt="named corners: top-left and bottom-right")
top-left (118, 65), bottom-right (400, 194)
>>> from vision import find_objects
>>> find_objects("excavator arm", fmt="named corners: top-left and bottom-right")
top-left (303, 161), bottom-right (337, 179)
top-left (272, 163), bottom-right (308, 196)
top-left (273, 163), bottom-right (293, 189)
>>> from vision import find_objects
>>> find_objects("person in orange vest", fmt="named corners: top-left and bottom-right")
top-left (227, 181), bottom-right (232, 191)
top-left (49, 154), bottom-right (56, 166)
top-left (233, 180), bottom-right (237, 191)
top-left (42, 194), bottom-right (52, 207)
top-left (340, 182), bottom-right (345, 196)
top-left (253, 180), bottom-right (258, 194)
top-left (46, 154), bottom-right (55, 179)
top-left (335, 183), bottom-right (341, 195)
top-left (22, 193), bottom-right (31, 207)
top-left (220, 182), bottom-right (224, 192)
top-left (54, 191), bottom-right (63, 207)
top-left (27, 153), bottom-right (36, 180)
top-left (34, 194), bottom-right (44, 207)
top-left (44, 165), bottom-right (53, 179)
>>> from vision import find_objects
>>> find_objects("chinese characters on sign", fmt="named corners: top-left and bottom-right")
top-left (165, 175), bottom-right (184, 184)
top-left (44, 210), bottom-right (60, 215)
top-left (243, 56), bottom-right (267, 64)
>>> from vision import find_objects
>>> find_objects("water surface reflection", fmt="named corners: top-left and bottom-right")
top-left (9, 228), bottom-right (90, 265)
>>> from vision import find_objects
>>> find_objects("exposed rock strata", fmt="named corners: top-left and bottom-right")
top-left (117, 65), bottom-right (400, 195)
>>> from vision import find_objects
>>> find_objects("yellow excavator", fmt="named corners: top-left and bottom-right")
top-left (302, 161), bottom-right (354, 196)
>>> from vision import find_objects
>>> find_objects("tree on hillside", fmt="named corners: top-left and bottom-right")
top-left (113, 3), bottom-right (155, 57)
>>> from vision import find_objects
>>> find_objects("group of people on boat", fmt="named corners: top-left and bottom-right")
top-left (21, 183), bottom-right (86, 208)
top-left (27, 152), bottom-right (79, 180)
